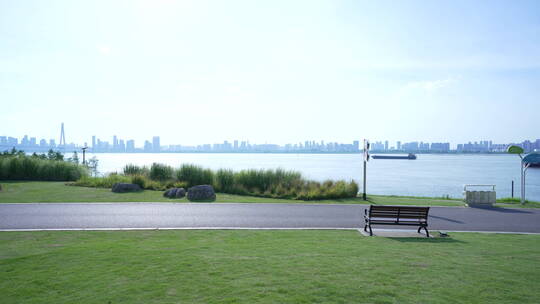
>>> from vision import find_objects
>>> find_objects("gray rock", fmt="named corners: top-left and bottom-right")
top-left (168, 188), bottom-right (178, 198)
top-left (163, 189), bottom-right (172, 197)
top-left (112, 183), bottom-right (141, 193)
top-left (0, 184), bottom-right (2, 192)
top-left (187, 185), bottom-right (216, 201)
top-left (175, 188), bottom-right (186, 198)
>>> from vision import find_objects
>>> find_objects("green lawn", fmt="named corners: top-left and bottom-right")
top-left (1, 181), bottom-right (539, 208)
top-left (0, 230), bottom-right (539, 303)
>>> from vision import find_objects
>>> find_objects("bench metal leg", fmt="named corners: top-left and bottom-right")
top-left (418, 226), bottom-right (430, 237)
top-left (368, 225), bottom-right (373, 236)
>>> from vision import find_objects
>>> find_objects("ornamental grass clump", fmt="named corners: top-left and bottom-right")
top-left (123, 164), bottom-right (149, 176)
top-left (176, 164), bottom-right (214, 188)
top-left (215, 169), bottom-right (235, 193)
top-left (231, 168), bottom-right (304, 198)
top-left (149, 163), bottom-right (174, 181)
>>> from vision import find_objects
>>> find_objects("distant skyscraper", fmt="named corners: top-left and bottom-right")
top-left (126, 140), bottom-right (135, 152)
top-left (92, 136), bottom-right (96, 149)
top-left (59, 123), bottom-right (66, 151)
top-left (397, 141), bottom-right (401, 150)
top-left (118, 139), bottom-right (125, 152)
top-left (152, 136), bottom-right (160, 152)
top-left (384, 140), bottom-right (389, 151)
top-left (144, 140), bottom-right (152, 152)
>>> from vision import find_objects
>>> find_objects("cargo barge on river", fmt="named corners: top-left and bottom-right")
top-left (371, 153), bottom-right (417, 160)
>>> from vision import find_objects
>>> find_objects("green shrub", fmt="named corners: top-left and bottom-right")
top-left (73, 174), bottom-right (131, 188)
top-left (149, 163), bottom-right (174, 181)
top-left (130, 174), bottom-right (148, 189)
top-left (0, 155), bottom-right (87, 181)
top-left (144, 180), bottom-right (167, 191)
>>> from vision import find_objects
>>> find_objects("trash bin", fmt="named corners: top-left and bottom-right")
top-left (463, 185), bottom-right (496, 207)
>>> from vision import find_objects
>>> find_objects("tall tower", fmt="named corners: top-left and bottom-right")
top-left (152, 136), bottom-right (160, 152)
top-left (59, 123), bottom-right (66, 152)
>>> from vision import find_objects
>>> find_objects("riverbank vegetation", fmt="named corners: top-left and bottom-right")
top-left (74, 163), bottom-right (359, 200)
top-left (0, 150), bottom-right (87, 181)
top-left (1, 230), bottom-right (538, 303)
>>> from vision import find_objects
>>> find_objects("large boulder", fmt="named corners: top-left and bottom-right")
top-left (187, 185), bottom-right (216, 201)
top-left (168, 188), bottom-right (178, 198)
top-left (175, 188), bottom-right (186, 198)
top-left (112, 183), bottom-right (141, 193)
top-left (163, 189), bottom-right (173, 197)
top-left (163, 187), bottom-right (186, 199)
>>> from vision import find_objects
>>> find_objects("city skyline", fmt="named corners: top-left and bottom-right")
top-left (2, 131), bottom-right (538, 154)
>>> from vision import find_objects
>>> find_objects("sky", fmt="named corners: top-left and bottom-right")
top-left (1, 0), bottom-right (539, 147)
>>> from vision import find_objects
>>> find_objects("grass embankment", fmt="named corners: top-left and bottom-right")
top-left (75, 163), bottom-right (359, 200)
top-left (0, 181), bottom-right (466, 205)
top-left (1, 230), bottom-right (539, 303)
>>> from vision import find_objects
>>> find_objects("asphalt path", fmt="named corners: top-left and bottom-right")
top-left (1, 203), bottom-right (540, 233)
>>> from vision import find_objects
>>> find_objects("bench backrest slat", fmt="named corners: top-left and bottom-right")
top-left (368, 205), bottom-right (429, 220)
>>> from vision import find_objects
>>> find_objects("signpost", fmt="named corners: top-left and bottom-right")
top-left (81, 146), bottom-right (88, 165)
top-left (363, 139), bottom-right (370, 200)
top-left (507, 145), bottom-right (525, 204)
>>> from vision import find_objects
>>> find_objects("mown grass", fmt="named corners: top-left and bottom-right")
top-left (494, 197), bottom-right (540, 208)
top-left (0, 181), bottom-right (463, 206)
top-left (0, 230), bottom-right (539, 303)
top-left (2, 181), bottom-right (539, 207)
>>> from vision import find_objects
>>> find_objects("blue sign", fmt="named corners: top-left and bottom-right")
top-left (523, 153), bottom-right (540, 165)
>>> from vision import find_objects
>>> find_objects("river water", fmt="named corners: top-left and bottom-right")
top-left (88, 153), bottom-right (540, 201)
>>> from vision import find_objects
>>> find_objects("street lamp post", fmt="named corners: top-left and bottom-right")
top-left (363, 139), bottom-right (370, 201)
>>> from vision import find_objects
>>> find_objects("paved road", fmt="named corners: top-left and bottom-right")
top-left (1, 203), bottom-right (539, 233)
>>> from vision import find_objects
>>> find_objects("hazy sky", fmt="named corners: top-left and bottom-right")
top-left (1, 0), bottom-right (539, 146)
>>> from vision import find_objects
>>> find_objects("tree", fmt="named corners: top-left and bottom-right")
top-left (47, 149), bottom-right (64, 161)
top-left (86, 157), bottom-right (99, 176)
top-left (68, 151), bottom-right (79, 164)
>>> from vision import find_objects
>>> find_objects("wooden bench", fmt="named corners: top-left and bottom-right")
top-left (364, 205), bottom-right (430, 237)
